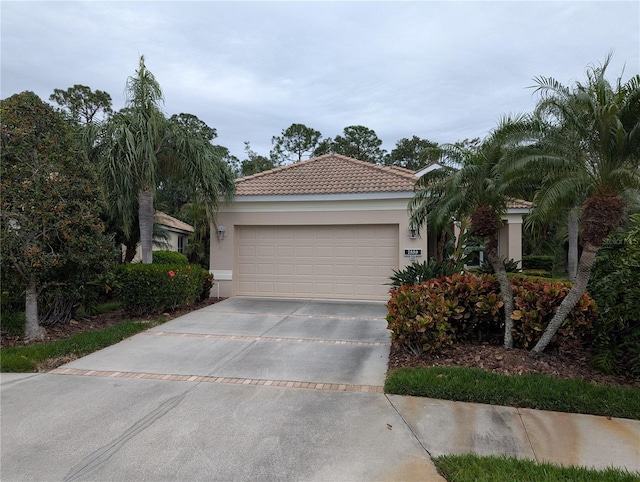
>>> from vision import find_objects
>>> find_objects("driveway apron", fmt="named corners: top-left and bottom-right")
top-left (1, 298), bottom-right (444, 481)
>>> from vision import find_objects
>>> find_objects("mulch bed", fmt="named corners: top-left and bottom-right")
top-left (388, 342), bottom-right (639, 388)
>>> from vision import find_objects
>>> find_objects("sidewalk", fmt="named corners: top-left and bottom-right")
top-left (389, 394), bottom-right (640, 474)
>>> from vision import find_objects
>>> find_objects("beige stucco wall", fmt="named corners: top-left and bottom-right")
top-left (210, 196), bottom-right (426, 298)
top-left (499, 213), bottom-right (525, 268)
top-left (210, 197), bottom-right (528, 297)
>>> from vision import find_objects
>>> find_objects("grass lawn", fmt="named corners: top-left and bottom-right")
top-left (0, 318), bottom-right (165, 372)
top-left (433, 454), bottom-right (639, 482)
top-left (385, 366), bottom-right (640, 420)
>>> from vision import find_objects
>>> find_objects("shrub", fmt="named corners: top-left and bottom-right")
top-left (510, 277), bottom-right (595, 349)
top-left (522, 255), bottom-right (555, 273)
top-left (151, 250), bottom-right (190, 265)
top-left (388, 259), bottom-right (461, 289)
top-left (386, 273), bottom-right (597, 355)
top-left (477, 258), bottom-right (520, 274)
top-left (115, 263), bottom-right (206, 316)
top-left (587, 214), bottom-right (640, 376)
top-left (200, 272), bottom-right (214, 301)
top-left (0, 310), bottom-right (25, 336)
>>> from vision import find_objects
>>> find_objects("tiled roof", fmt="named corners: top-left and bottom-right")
top-left (235, 154), bottom-right (417, 195)
top-left (155, 212), bottom-right (194, 233)
top-left (506, 198), bottom-right (533, 209)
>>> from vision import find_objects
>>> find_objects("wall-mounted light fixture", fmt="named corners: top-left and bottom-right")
top-left (217, 224), bottom-right (226, 240)
top-left (408, 225), bottom-right (418, 239)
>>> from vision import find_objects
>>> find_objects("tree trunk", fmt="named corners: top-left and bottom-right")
top-left (39, 295), bottom-right (75, 326)
top-left (436, 230), bottom-right (446, 262)
top-left (567, 208), bottom-right (579, 281)
top-left (138, 187), bottom-right (154, 264)
top-left (484, 235), bottom-right (514, 349)
top-left (532, 242), bottom-right (598, 353)
top-left (25, 276), bottom-right (45, 341)
top-left (123, 242), bottom-right (138, 263)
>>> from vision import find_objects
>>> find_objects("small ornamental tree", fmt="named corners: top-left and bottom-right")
top-left (1, 91), bottom-right (113, 340)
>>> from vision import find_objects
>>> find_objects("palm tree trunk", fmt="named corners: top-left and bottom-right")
top-left (567, 208), bottom-right (579, 281)
top-left (139, 187), bottom-right (154, 264)
top-left (484, 235), bottom-right (514, 349)
top-left (437, 229), bottom-right (446, 262)
top-left (25, 275), bottom-right (45, 341)
top-left (532, 242), bottom-right (598, 353)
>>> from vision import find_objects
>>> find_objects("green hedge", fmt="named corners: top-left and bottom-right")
top-left (522, 255), bottom-right (555, 272)
top-left (386, 272), bottom-right (597, 354)
top-left (151, 250), bottom-right (190, 265)
top-left (115, 264), bottom-right (207, 316)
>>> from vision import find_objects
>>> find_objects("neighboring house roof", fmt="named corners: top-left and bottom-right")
top-left (154, 211), bottom-right (194, 234)
top-left (506, 198), bottom-right (533, 209)
top-left (235, 154), bottom-right (417, 196)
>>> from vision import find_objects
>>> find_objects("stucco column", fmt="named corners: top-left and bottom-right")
top-left (506, 215), bottom-right (524, 269)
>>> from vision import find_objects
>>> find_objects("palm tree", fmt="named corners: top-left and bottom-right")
top-left (100, 56), bottom-right (235, 263)
top-left (410, 120), bottom-right (522, 349)
top-left (525, 55), bottom-right (640, 353)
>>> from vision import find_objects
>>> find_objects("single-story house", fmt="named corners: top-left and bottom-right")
top-left (210, 154), bottom-right (530, 301)
top-left (126, 211), bottom-right (194, 262)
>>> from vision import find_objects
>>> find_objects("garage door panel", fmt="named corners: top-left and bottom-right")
top-left (277, 264), bottom-right (294, 275)
top-left (335, 246), bottom-right (354, 257)
top-left (315, 246), bottom-right (333, 257)
top-left (236, 225), bottom-right (398, 300)
top-left (316, 264), bottom-right (333, 276)
top-left (335, 283), bottom-right (355, 296)
top-left (256, 246), bottom-right (275, 257)
top-left (255, 281), bottom-right (275, 293)
top-left (295, 246), bottom-right (314, 257)
top-left (257, 263), bottom-right (274, 275)
top-left (295, 264), bottom-right (314, 276)
top-left (237, 263), bottom-right (255, 275)
top-left (256, 228), bottom-right (276, 240)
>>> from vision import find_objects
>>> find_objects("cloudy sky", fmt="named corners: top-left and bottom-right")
top-left (2, 1), bottom-right (638, 162)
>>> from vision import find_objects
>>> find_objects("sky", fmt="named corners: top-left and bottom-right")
top-left (2, 1), bottom-right (639, 162)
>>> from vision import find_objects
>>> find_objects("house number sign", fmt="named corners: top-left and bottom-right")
top-left (404, 249), bottom-right (422, 257)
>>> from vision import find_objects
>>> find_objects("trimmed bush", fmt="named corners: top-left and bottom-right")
top-left (151, 250), bottom-right (190, 265)
top-left (115, 263), bottom-right (206, 316)
top-left (522, 255), bottom-right (555, 273)
top-left (386, 272), bottom-right (597, 354)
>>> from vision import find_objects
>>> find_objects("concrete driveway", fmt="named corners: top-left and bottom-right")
top-left (1, 298), bottom-right (445, 482)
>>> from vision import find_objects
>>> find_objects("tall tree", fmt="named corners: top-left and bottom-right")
top-left (410, 120), bottom-right (523, 349)
top-left (332, 125), bottom-right (386, 164)
top-left (100, 56), bottom-right (235, 264)
top-left (270, 123), bottom-right (322, 164)
top-left (522, 55), bottom-right (640, 353)
top-left (384, 136), bottom-right (439, 170)
top-left (1, 92), bottom-right (113, 340)
top-left (241, 141), bottom-right (275, 176)
top-left (312, 137), bottom-right (335, 157)
top-left (49, 84), bottom-right (113, 125)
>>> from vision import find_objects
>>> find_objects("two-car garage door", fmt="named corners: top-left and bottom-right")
top-left (236, 225), bottom-right (398, 300)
